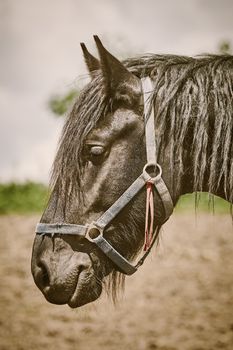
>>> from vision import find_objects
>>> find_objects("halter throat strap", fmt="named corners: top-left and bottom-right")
top-left (35, 77), bottom-right (173, 275)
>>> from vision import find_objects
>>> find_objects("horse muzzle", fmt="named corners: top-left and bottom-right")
top-left (31, 235), bottom-right (102, 307)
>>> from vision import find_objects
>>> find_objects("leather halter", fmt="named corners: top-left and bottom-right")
top-left (35, 77), bottom-right (174, 275)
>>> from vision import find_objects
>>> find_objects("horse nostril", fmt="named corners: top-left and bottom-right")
top-left (36, 261), bottom-right (50, 290)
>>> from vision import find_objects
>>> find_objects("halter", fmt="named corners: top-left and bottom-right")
top-left (35, 77), bottom-right (174, 275)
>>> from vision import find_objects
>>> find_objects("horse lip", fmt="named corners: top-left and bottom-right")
top-left (67, 269), bottom-right (103, 308)
top-left (67, 268), bottom-right (92, 308)
top-left (67, 271), bottom-right (82, 308)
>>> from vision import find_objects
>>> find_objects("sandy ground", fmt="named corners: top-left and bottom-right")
top-left (0, 213), bottom-right (233, 350)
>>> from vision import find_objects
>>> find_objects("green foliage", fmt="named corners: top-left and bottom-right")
top-left (0, 183), bottom-right (230, 215)
top-left (48, 89), bottom-right (79, 116)
top-left (0, 182), bottom-right (49, 215)
top-left (218, 40), bottom-right (232, 54)
top-left (175, 193), bottom-right (231, 214)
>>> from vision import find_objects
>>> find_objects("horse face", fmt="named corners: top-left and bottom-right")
top-left (31, 37), bottom-right (172, 308)
top-left (31, 106), bottom-right (148, 307)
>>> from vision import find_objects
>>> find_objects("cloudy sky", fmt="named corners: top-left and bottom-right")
top-left (1, 0), bottom-right (232, 183)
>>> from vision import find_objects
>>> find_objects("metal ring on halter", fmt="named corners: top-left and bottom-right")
top-left (86, 223), bottom-right (103, 242)
top-left (143, 162), bottom-right (162, 183)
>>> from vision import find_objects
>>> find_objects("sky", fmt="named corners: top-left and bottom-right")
top-left (1, 0), bottom-right (233, 183)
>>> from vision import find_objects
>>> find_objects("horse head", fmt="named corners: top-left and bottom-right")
top-left (31, 37), bottom-right (233, 308)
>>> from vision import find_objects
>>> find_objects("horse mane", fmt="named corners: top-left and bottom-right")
top-left (52, 53), bottom-right (233, 204)
top-left (51, 74), bottom-right (108, 201)
top-left (125, 54), bottom-right (233, 202)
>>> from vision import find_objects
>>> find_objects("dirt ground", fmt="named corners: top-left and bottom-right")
top-left (0, 213), bottom-right (233, 350)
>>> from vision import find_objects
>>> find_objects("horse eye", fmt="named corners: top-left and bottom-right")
top-left (83, 144), bottom-right (107, 165)
top-left (90, 146), bottom-right (105, 156)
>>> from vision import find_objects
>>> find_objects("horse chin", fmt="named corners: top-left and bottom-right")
top-left (67, 269), bottom-right (103, 308)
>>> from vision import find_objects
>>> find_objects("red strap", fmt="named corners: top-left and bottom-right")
top-left (144, 181), bottom-right (154, 251)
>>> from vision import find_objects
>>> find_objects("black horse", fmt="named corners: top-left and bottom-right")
top-left (31, 36), bottom-right (233, 308)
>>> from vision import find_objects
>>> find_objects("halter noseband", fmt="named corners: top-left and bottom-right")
top-left (35, 78), bottom-right (174, 275)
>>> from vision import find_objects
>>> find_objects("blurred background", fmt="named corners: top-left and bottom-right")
top-left (0, 1), bottom-right (233, 349)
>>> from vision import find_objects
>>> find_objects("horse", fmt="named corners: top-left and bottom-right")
top-left (31, 36), bottom-right (233, 308)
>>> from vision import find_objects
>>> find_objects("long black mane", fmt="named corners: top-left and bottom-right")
top-left (52, 53), bottom-right (233, 203)
top-left (126, 54), bottom-right (233, 201)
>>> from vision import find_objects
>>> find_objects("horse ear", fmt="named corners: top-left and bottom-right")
top-left (93, 35), bottom-right (141, 104)
top-left (80, 42), bottom-right (100, 77)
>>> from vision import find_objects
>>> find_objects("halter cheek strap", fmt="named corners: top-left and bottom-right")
top-left (35, 77), bottom-right (174, 275)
